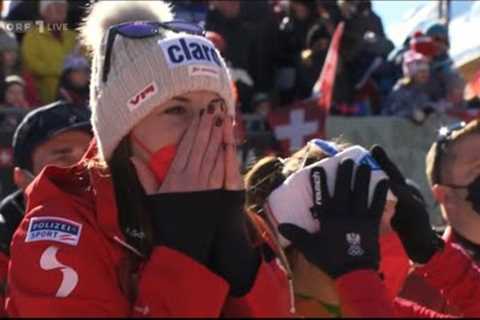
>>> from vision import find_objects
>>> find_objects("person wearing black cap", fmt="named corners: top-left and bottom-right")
top-left (0, 100), bottom-right (92, 315)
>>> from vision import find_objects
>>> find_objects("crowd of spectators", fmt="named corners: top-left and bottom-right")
top-left (0, 0), bottom-right (477, 122)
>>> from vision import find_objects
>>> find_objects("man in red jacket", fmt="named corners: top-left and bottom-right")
top-left (400, 119), bottom-right (480, 315)
top-left (0, 101), bottom-right (92, 316)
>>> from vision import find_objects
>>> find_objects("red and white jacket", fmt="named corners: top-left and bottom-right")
top-left (5, 143), bottom-right (292, 317)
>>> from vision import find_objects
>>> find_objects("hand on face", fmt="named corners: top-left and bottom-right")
top-left (131, 103), bottom-right (243, 194)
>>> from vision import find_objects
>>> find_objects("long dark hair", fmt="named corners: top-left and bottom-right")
top-left (108, 136), bottom-right (153, 258)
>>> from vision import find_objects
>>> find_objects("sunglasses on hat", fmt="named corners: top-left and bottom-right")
top-left (102, 20), bottom-right (205, 83)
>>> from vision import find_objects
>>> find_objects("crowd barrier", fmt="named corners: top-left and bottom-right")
top-left (325, 113), bottom-right (461, 226)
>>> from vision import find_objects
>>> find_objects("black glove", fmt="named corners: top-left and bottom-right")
top-left (279, 159), bottom-right (389, 279)
top-left (370, 145), bottom-right (444, 264)
top-left (147, 190), bottom-right (223, 265)
top-left (210, 191), bottom-right (260, 297)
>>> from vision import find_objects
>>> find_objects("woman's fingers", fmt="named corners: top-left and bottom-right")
top-left (208, 147), bottom-right (225, 190)
top-left (169, 109), bottom-right (201, 173)
top-left (130, 156), bottom-right (158, 195)
top-left (188, 103), bottom-right (219, 173)
top-left (200, 115), bottom-right (225, 186)
top-left (224, 116), bottom-right (244, 190)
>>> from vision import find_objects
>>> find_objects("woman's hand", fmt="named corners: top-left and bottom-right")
top-left (223, 115), bottom-right (244, 191)
top-left (131, 104), bottom-right (226, 194)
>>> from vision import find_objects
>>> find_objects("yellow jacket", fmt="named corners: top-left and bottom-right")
top-left (21, 27), bottom-right (77, 104)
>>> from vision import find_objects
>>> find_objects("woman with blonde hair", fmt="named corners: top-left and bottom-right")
top-left (245, 139), bottom-right (480, 317)
top-left (5, 1), bottom-right (291, 317)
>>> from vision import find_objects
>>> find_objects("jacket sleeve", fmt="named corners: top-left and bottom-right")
top-left (6, 203), bottom-right (131, 317)
top-left (393, 297), bottom-right (454, 318)
top-left (413, 241), bottom-right (480, 317)
top-left (335, 269), bottom-right (395, 317)
top-left (221, 259), bottom-right (293, 318)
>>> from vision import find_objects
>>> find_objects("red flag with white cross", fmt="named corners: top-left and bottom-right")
top-left (312, 22), bottom-right (344, 112)
top-left (267, 98), bottom-right (326, 156)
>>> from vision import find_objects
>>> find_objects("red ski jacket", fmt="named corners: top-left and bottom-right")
top-left (335, 232), bottom-right (479, 318)
top-left (5, 144), bottom-right (293, 317)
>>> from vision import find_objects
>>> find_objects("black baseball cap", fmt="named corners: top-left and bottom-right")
top-left (12, 101), bottom-right (92, 170)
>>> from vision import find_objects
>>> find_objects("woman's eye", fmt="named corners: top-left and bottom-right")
top-left (164, 105), bottom-right (187, 115)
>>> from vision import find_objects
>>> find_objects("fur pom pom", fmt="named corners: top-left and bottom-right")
top-left (79, 0), bottom-right (174, 54)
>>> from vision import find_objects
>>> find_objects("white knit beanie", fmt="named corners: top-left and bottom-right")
top-left (80, 1), bottom-right (234, 161)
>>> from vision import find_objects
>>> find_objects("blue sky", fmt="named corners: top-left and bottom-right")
top-left (373, 0), bottom-right (431, 45)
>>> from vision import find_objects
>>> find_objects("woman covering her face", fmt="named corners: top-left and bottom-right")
top-left (5, 1), bottom-right (292, 317)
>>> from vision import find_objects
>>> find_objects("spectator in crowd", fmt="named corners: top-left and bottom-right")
top-left (294, 22), bottom-right (330, 100)
top-left (0, 101), bottom-right (92, 317)
top-left (5, 1), bottom-right (292, 317)
top-left (0, 75), bottom-right (29, 109)
top-left (205, 1), bottom-right (257, 112)
top-left (57, 54), bottom-right (90, 108)
top-left (315, 0), bottom-right (342, 33)
top-left (443, 73), bottom-right (468, 111)
top-left (0, 26), bottom-right (19, 77)
top-left (0, 26), bottom-right (41, 108)
top-left (274, 0), bottom-right (318, 105)
top-left (252, 92), bottom-right (273, 118)
top-left (171, 0), bottom-right (209, 25)
top-left (21, 0), bottom-right (77, 104)
top-left (423, 21), bottom-right (463, 103)
top-left (333, 0), bottom-right (393, 112)
top-left (383, 50), bottom-right (434, 123)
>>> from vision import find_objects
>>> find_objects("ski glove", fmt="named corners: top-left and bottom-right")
top-left (279, 159), bottom-right (389, 278)
top-left (371, 145), bottom-right (444, 264)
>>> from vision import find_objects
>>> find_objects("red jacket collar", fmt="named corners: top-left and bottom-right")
top-left (25, 139), bottom-right (125, 242)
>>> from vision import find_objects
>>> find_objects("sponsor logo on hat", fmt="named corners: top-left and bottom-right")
top-left (26, 216), bottom-right (82, 246)
top-left (127, 81), bottom-right (158, 112)
top-left (159, 36), bottom-right (222, 69)
top-left (188, 65), bottom-right (220, 79)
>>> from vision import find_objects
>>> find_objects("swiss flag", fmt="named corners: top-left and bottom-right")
top-left (0, 147), bottom-right (13, 168)
top-left (267, 99), bottom-right (326, 156)
top-left (268, 22), bottom-right (344, 156)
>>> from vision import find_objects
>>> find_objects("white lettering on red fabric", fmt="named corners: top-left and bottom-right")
top-left (25, 216), bottom-right (82, 246)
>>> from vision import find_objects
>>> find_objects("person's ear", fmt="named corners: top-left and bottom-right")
top-left (13, 167), bottom-right (34, 191)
